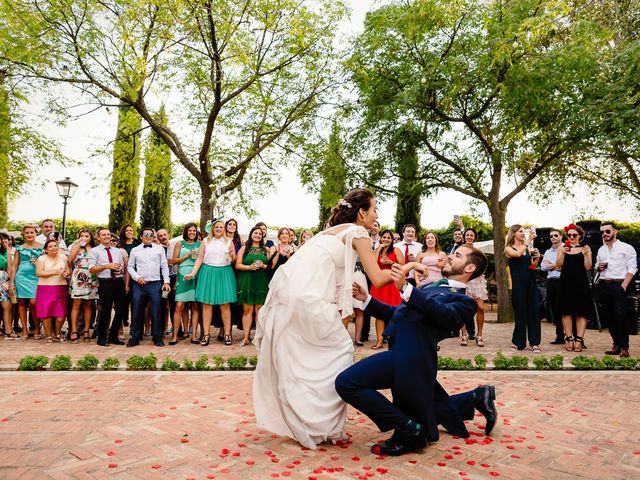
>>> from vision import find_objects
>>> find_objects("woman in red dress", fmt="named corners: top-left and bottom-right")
top-left (369, 229), bottom-right (405, 349)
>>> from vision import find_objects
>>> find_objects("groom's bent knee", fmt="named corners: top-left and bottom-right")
top-left (335, 370), bottom-right (355, 400)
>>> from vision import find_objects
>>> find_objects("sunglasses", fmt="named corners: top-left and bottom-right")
top-left (567, 233), bottom-right (579, 238)
top-left (142, 232), bottom-right (155, 237)
top-left (600, 229), bottom-right (612, 235)
top-left (550, 233), bottom-right (560, 238)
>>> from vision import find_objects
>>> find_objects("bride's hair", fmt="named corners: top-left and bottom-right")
top-left (327, 188), bottom-right (374, 227)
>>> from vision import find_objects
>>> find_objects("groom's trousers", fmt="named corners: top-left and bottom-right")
top-left (336, 350), bottom-right (476, 435)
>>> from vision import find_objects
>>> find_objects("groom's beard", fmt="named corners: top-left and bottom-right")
top-left (442, 263), bottom-right (465, 278)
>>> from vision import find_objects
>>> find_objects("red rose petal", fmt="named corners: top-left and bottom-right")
top-left (108, 463), bottom-right (118, 468)
top-left (511, 454), bottom-right (521, 459)
top-left (481, 463), bottom-right (490, 468)
top-left (467, 460), bottom-right (476, 465)
top-left (292, 460), bottom-right (301, 465)
top-left (459, 472), bottom-right (468, 476)
top-left (282, 472), bottom-right (291, 477)
top-left (238, 443), bottom-right (246, 448)
top-left (221, 448), bottom-right (230, 454)
top-left (409, 460), bottom-right (417, 464)
top-left (170, 406), bottom-right (177, 410)
top-left (352, 456), bottom-right (360, 461)
top-left (181, 438), bottom-right (189, 443)
top-left (114, 439), bottom-right (123, 444)
top-left (507, 445), bottom-right (515, 450)
top-left (207, 475), bottom-right (216, 479)
top-left (246, 460), bottom-right (255, 465)
top-left (232, 452), bottom-right (240, 457)
top-left (437, 462), bottom-right (446, 467)
top-left (106, 451), bottom-right (116, 456)
top-left (271, 474), bottom-right (280, 478)
top-left (151, 464), bottom-right (161, 469)
top-left (490, 472), bottom-right (500, 477)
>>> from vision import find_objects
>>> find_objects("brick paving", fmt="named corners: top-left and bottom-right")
top-left (1, 371), bottom-right (639, 479)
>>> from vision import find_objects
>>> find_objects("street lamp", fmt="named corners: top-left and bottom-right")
top-left (54, 177), bottom-right (78, 243)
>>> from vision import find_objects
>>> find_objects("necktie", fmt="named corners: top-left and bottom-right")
top-left (427, 278), bottom-right (449, 288)
top-left (404, 243), bottom-right (410, 261)
top-left (105, 247), bottom-right (116, 279)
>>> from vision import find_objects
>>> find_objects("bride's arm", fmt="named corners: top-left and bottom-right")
top-left (353, 237), bottom-right (392, 288)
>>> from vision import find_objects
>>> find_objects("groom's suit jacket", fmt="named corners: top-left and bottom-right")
top-left (364, 283), bottom-right (477, 441)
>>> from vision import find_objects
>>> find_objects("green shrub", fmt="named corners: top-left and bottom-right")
top-left (126, 355), bottom-right (145, 370)
top-left (227, 355), bottom-right (248, 370)
top-left (212, 356), bottom-right (225, 370)
top-left (50, 354), bottom-right (73, 371)
top-left (161, 358), bottom-right (181, 371)
top-left (102, 357), bottom-right (120, 370)
top-left (617, 357), bottom-right (640, 370)
top-left (571, 355), bottom-right (604, 370)
top-left (438, 356), bottom-right (474, 370)
top-left (548, 354), bottom-right (564, 370)
top-left (493, 352), bottom-right (529, 370)
top-left (18, 355), bottom-right (49, 371)
top-left (601, 355), bottom-right (618, 369)
top-left (533, 354), bottom-right (564, 370)
top-left (142, 353), bottom-right (157, 370)
top-left (76, 354), bottom-right (99, 371)
top-left (248, 355), bottom-right (258, 368)
top-left (195, 355), bottom-right (210, 371)
top-left (181, 358), bottom-right (196, 371)
top-left (473, 354), bottom-right (487, 370)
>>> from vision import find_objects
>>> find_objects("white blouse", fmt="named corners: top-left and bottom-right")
top-left (203, 237), bottom-right (232, 267)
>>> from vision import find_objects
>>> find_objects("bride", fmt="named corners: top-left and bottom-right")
top-left (254, 188), bottom-right (405, 449)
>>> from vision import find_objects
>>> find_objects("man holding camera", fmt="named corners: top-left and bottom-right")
top-left (596, 222), bottom-right (637, 357)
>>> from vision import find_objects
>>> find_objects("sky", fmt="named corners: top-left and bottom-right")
top-left (8, 0), bottom-right (636, 231)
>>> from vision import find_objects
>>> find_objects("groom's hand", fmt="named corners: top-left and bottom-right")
top-left (391, 264), bottom-right (406, 289)
top-left (352, 282), bottom-right (367, 301)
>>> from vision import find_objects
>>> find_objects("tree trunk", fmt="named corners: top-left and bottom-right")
top-left (0, 77), bottom-right (9, 225)
top-left (392, 126), bottom-right (422, 233)
top-left (488, 199), bottom-right (513, 323)
top-left (199, 183), bottom-right (213, 232)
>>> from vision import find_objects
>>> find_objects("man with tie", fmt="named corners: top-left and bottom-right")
top-left (88, 227), bottom-right (128, 346)
top-left (336, 246), bottom-right (497, 456)
top-left (393, 224), bottom-right (422, 286)
top-left (126, 228), bottom-right (171, 347)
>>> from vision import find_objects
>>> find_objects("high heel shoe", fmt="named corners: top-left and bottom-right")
top-left (201, 334), bottom-right (210, 346)
top-left (224, 334), bottom-right (232, 346)
top-left (564, 336), bottom-right (574, 352)
top-left (460, 335), bottom-right (468, 346)
top-left (573, 336), bottom-right (584, 352)
top-left (475, 336), bottom-right (484, 347)
top-left (83, 331), bottom-right (91, 342)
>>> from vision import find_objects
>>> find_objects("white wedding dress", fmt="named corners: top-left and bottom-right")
top-left (253, 223), bottom-right (369, 449)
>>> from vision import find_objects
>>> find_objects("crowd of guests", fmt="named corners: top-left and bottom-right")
top-left (0, 217), bottom-right (637, 357)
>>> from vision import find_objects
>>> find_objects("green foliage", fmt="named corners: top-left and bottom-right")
top-left (227, 355), bottom-right (248, 370)
top-left (571, 355), bottom-right (604, 370)
top-left (473, 354), bottom-right (487, 370)
top-left (18, 355), bottom-right (48, 371)
top-left (181, 358), bottom-right (195, 371)
top-left (194, 355), bottom-right (210, 371)
top-left (161, 358), bottom-right (181, 371)
top-left (248, 355), bottom-right (258, 368)
top-left (126, 353), bottom-right (157, 371)
top-left (391, 125), bottom-right (422, 233)
top-left (108, 103), bottom-right (141, 232)
top-left (102, 357), bottom-right (120, 370)
top-left (139, 106), bottom-right (171, 230)
top-left (493, 352), bottom-right (529, 370)
top-left (533, 354), bottom-right (564, 370)
top-left (7, 218), bottom-right (104, 245)
top-left (212, 356), bottom-right (225, 370)
top-left (574, 355), bottom-right (639, 370)
top-left (50, 354), bottom-right (73, 371)
top-left (76, 354), bottom-right (99, 371)
top-left (438, 356), bottom-right (475, 370)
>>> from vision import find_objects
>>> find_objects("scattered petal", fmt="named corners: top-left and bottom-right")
top-left (108, 463), bottom-right (118, 468)
top-left (437, 462), bottom-right (446, 467)
top-left (151, 464), bottom-right (161, 469)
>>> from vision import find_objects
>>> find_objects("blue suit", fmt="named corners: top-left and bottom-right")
top-left (336, 284), bottom-right (478, 442)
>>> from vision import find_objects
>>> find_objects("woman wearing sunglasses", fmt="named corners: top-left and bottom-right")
top-left (556, 223), bottom-right (592, 352)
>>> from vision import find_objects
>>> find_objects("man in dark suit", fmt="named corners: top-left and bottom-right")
top-left (336, 246), bottom-right (497, 456)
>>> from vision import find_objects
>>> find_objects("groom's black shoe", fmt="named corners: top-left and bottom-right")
top-left (474, 385), bottom-right (497, 435)
top-left (370, 420), bottom-right (427, 456)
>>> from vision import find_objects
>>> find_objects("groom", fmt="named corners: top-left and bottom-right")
top-left (336, 246), bottom-right (497, 456)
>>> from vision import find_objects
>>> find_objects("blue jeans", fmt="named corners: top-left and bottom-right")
top-left (130, 281), bottom-right (163, 342)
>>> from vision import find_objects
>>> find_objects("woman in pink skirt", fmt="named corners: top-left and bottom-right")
top-left (35, 239), bottom-right (70, 344)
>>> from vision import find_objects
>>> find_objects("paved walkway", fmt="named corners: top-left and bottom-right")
top-left (1, 314), bottom-right (638, 368)
top-left (1, 371), bottom-right (639, 479)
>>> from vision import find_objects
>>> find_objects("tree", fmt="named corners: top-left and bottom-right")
top-left (349, 0), bottom-right (603, 322)
top-left (0, 72), bottom-right (10, 224)
top-left (388, 125), bottom-right (422, 233)
top-left (108, 102), bottom-right (142, 231)
top-left (139, 107), bottom-right (172, 230)
top-left (1, 0), bottom-right (348, 228)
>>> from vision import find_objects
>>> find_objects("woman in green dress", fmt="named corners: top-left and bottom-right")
top-left (235, 226), bottom-right (270, 346)
top-left (9, 224), bottom-right (43, 340)
top-left (169, 222), bottom-right (201, 345)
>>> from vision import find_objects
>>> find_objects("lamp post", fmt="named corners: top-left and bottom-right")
top-left (54, 177), bottom-right (78, 243)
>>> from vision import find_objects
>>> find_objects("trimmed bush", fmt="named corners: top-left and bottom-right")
top-left (76, 354), bottom-right (99, 371)
top-left (195, 355), bottom-right (210, 371)
top-left (248, 355), bottom-right (258, 368)
top-left (227, 355), bottom-right (248, 370)
top-left (50, 354), bottom-right (73, 371)
top-left (161, 358), bottom-right (181, 371)
top-left (439, 356), bottom-right (474, 370)
top-left (571, 355), bottom-right (605, 370)
top-left (473, 354), bottom-right (487, 370)
top-left (18, 355), bottom-right (49, 371)
top-left (493, 352), bottom-right (529, 370)
top-left (102, 357), bottom-right (120, 370)
top-left (181, 358), bottom-right (196, 371)
top-left (212, 356), bottom-right (225, 370)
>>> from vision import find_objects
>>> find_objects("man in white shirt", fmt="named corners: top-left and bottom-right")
top-left (36, 219), bottom-right (67, 251)
top-left (369, 221), bottom-right (381, 250)
top-left (541, 229), bottom-right (564, 344)
top-left (596, 222), bottom-right (638, 357)
top-left (126, 228), bottom-right (171, 347)
top-left (394, 224), bottom-right (423, 286)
